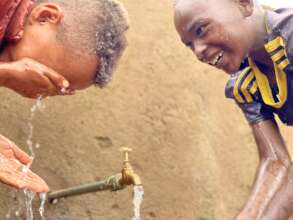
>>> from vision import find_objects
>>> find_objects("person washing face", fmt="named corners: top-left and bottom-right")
top-left (0, 0), bottom-right (129, 193)
top-left (174, 0), bottom-right (293, 219)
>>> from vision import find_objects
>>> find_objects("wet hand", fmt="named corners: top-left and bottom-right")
top-left (2, 58), bottom-right (75, 98)
top-left (0, 134), bottom-right (49, 192)
top-left (234, 212), bottom-right (256, 220)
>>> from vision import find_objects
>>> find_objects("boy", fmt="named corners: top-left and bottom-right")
top-left (0, 0), bottom-right (129, 193)
top-left (174, 0), bottom-right (293, 219)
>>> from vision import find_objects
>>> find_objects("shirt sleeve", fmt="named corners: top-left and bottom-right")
top-left (273, 8), bottom-right (293, 62)
top-left (0, 0), bottom-right (34, 44)
top-left (225, 69), bottom-right (274, 124)
top-left (0, 0), bottom-right (19, 41)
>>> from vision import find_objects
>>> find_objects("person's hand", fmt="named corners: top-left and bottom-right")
top-left (1, 58), bottom-right (75, 98)
top-left (234, 212), bottom-right (255, 220)
top-left (0, 134), bottom-right (49, 192)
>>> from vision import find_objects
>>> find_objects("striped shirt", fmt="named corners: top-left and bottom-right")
top-left (225, 8), bottom-right (293, 125)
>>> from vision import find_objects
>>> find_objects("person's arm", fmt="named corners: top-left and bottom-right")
top-left (224, 65), bottom-right (291, 219)
top-left (0, 134), bottom-right (49, 192)
top-left (259, 164), bottom-right (293, 220)
top-left (235, 119), bottom-right (291, 220)
top-left (0, 58), bottom-right (74, 98)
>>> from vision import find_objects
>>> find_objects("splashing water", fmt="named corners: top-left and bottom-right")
top-left (24, 189), bottom-right (36, 220)
top-left (39, 192), bottom-right (47, 220)
top-left (15, 208), bottom-right (21, 219)
top-left (5, 209), bottom-right (11, 219)
top-left (132, 185), bottom-right (144, 220)
top-left (22, 96), bottom-right (45, 220)
top-left (5, 189), bottom-right (23, 220)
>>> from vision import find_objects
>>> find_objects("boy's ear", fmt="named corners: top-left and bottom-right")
top-left (235, 0), bottom-right (254, 17)
top-left (29, 3), bottom-right (64, 26)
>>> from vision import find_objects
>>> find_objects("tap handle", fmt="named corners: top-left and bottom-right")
top-left (120, 147), bottom-right (132, 162)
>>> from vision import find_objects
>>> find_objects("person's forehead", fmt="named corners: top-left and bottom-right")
top-left (175, 0), bottom-right (227, 18)
top-left (175, 0), bottom-right (204, 12)
top-left (175, 0), bottom-right (233, 25)
top-left (175, 0), bottom-right (220, 29)
top-left (175, 0), bottom-right (230, 13)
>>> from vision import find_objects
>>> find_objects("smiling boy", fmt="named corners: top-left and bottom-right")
top-left (0, 0), bottom-right (128, 193)
top-left (174, 0), bottom-right (293, 219)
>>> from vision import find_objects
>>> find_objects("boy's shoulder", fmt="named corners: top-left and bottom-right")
top-left (267, 8), bottom-right (293, 59)
top-left (267, 8), bottom-right (293, 31)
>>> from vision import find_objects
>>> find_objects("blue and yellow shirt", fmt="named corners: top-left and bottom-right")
top-left (226, 8), bottom-right (293, 125)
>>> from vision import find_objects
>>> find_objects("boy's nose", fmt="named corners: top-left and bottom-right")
top-left (192, 41), bottom-right (207, 62)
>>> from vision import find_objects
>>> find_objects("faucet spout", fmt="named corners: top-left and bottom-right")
top-left (120, 166), bottom-right (142, 186)
top-left (130, 173), bottom-right (142, 185)
top-left (119, 147), bottom-right (142, 186)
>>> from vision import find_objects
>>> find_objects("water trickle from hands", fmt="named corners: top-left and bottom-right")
top-left (39, 192), bottom-right (47, 220)
top-left (24, 189), bottom-right (36, 220)
top-left (132, 185), bottom-right (144, 220)
top-left (26, 96), bottom-right (43, 158)
top-left (23, 96), bottom-right (46, 220)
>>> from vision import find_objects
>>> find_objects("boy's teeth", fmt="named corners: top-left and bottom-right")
top-left (209, 51), bottom-right (223, 66)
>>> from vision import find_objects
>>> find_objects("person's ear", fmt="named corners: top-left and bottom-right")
top-left (28, 3), bottom-right (64, 26)
top-left (235, 0), bottom-right (254, 17)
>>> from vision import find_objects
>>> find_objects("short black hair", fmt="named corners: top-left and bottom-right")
top-left (35, 0), bottom-right (129, 87)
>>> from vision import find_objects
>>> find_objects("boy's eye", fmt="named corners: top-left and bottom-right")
top-left (195, 25), bottom-right (207, 37)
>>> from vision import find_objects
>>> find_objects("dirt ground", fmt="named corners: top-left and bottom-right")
top-left (1, 0), bottom-right (293, 220)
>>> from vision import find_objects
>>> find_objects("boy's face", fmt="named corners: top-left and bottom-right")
top-left (6, 3), bottom-right (99, 91)
top-left (174, 0), bottom-right (252, 74)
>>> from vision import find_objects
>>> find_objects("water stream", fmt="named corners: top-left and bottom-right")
top-left (23, 189), bottom-right (36, 220)
top-left (23, 97), bottom-right (46, 220)
top-left (39, 192), bottom-right (47, 220)
top-left (26, 96), bottom-right (43, 158)
top-left (132, 185), bottom-right (144, 220)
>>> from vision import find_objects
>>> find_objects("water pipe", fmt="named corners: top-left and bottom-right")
top-left (48, 147), bottom-right (141, 203)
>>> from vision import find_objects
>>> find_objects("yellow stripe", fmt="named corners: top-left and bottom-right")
top-left (248, 58), bottom-right (287, 109)
top-left (278, 59), bottom-right (290, 70)
top-left (233, 67), bottom-right (250, 103)
top-left (264, 36), bottom-right (285, 53)
top-left (241, 70), bottom-right (254, 103)
top-left (271, 49), bottom-right (286, 63)
top-left (249, 81), bottom-right (258, 94)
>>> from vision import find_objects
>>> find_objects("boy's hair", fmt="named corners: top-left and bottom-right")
top-left (35, 0), bottom-right (129, 87)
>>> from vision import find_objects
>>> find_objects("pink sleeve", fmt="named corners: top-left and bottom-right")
top-left (0, 0), bottom-right (34, 44)
top-left (0, 0), bottom-right (21, 42)
top-left (6, 0), bottom-right (35, 42)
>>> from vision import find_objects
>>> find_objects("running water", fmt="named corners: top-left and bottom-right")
top-left (23, 97), bottom-right (45, 220)
top-left (132, 185), bottom-right (144, 220)
top-left (5, 97), bottom-right (46, 220)
top-left (23, 189), bottom-right (36, 220)
top-left (26, 96), bottom-right (43, 158)
top-left (5, 189), bottom-right (23, 219)
top-left (39, 192), bottom-right (47, 220)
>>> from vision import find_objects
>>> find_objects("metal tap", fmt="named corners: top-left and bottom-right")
top-left (47, 147), bottom-right (142, 202)
top-left (119, 147), bottom-right (142, 186)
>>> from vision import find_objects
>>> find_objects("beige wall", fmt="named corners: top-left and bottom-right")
top-left (2, 0), bottom-right (292, 219)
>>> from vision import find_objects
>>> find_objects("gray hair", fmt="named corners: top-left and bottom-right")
top-left (35, 0), bottom-right (129, 87)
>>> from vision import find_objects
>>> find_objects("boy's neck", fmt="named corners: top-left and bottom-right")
top-left (250, 48), bottom-right (274, 69)
top-left (248, 6), bottom-right (271, 66)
